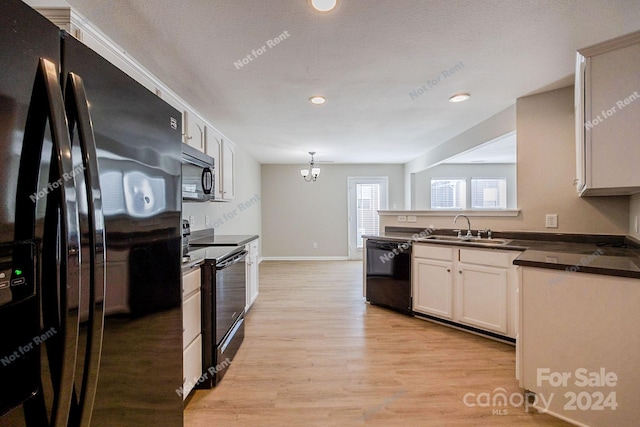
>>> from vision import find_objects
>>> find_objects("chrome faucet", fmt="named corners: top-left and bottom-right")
top-left (453, 214), bottom-right (472, 238)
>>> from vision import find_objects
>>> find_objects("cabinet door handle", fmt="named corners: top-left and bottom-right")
top-left (446, 269), bottom-right (451, 272)
top-left (459, 270), bottom-right (462, 274)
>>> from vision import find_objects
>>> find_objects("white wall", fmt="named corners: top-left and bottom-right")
top-left (383, 86), bottom-right (630, 234)
top-left (183, 144), bottom-right (262, 237)
top-left (414, 163), bottom-right (517, 210)
top-left (261, 164), bottom-right (404, 258)
top-left (404, 105), bottom-right (516, 209)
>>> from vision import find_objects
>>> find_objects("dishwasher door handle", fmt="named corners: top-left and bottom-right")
top-left (368, 241), bottom-right (400, 251)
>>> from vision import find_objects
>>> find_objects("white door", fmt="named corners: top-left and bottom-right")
top-left (348, 177), bottom-right (388, 260)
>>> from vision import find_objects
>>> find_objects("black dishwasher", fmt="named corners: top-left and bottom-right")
top-left (365, 239), bottom-right (412, 315)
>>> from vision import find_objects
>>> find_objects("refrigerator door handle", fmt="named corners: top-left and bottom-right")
top-left (15, 58), bottom-right (82, 427)
top-left (64, 72), bottom-right (106, 427)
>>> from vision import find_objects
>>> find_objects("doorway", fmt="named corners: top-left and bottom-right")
top-left (347, 177), bottom-right (388, 260)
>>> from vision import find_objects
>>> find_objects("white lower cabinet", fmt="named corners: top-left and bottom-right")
top-left (519, 267), bottom-right (640, 426)
top-left (182, 267), bottom-right (202, 400)
top-left (182, 335), bottom-right (202, 396)
top-left (457, 263), bottom-right (508, 334)
top-left (412, 243), bottom-right (519, 340)
top-left (412, 246), bottom-right (454, 319)
top-left (245, 238), bottom-right (260, 311)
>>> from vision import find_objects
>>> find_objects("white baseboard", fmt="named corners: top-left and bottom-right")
top-left (261, 256), bottom-right (351, 261)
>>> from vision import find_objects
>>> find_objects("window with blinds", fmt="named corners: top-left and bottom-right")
top-left (431, 179), bottom-right (466, 209)
top-left (471, 178), bottom-right (507, 209)
top-left (356, 183), bottom-right (380, 248)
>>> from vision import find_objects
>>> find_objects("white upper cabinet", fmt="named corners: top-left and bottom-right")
top-left (37, 5), bottom-right (237, 201)
top-left (36, 8), bottom-right (158, 94)
top-left (205, 127), bottom-right (235, 201)
top-left (575, 30), bottom-right (640, 196)
top-left (221, 139), bottom-right (235, 200)
top-left (184, 109), bottom-right (206, 152)
top-left (205, 127), bottom-right (222, 200)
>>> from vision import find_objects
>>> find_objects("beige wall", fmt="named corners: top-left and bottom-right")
top-left (183, 144), bottom-right (262, 237)
top-left (382, 86), bottom-right (630, 234)
top-left (629, 194), bottom-right (640, 240)
top-left (261, 164), bottom-right (404, 258)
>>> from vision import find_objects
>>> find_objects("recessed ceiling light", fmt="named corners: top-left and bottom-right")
top-left (310, 0), bottom-right (338, 12)
top-left (449, 93), bottom-right (470, 103)
top-left (309, 96), bottom-right (326, 105)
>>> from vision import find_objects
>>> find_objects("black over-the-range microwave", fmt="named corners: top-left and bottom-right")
top-left (182, 143), bottom-right (215, 201)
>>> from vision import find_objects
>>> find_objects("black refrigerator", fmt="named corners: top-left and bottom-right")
top-left (0, 1), bottom-right (184, 426)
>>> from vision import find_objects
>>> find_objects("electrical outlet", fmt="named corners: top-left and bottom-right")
top-left (407, 215), bottom-right (417, 223)
top-left (398, 215), bottom-right (407, 222)
top-left (545, 214), bottom-right (558, 228)
top-left (205, 215), bottom-right (210, 227)
top-left (189, 215), bottom-right (195, 226)
top-left (312, 242), bottom-right (318, 249)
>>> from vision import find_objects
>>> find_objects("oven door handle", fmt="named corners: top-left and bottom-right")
top-left (216, 251), bottom-right (247, 269)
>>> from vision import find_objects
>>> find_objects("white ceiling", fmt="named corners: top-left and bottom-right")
top-left (59, 0), bottom-right (640, 165)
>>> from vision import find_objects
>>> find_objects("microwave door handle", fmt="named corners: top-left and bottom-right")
top-left (64, 72), bottom-right (106, 427)
top-left (202, 167), bottom-right (213, 195)
top-left (14, 58), bottom-right (82, 427)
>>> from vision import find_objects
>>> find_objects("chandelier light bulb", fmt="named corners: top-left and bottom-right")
top-left (301, 152), bottom-right (321, 182)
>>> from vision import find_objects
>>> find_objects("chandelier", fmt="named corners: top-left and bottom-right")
top-left (300, 152), bottom-right (321, 182)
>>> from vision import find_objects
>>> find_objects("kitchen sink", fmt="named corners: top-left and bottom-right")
top-left (420, 235), bottom-right (511, 246)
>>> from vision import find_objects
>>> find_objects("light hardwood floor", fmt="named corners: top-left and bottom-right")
top-left (184, 261), bottom-right (570, 426)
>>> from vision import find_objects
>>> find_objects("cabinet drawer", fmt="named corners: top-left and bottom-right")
top-left (183, 290), bottom-right (201, 347)
top-left (183, 267), bottom-right (201, 296)
top-left (413, 244), bottom-right (454, 261)
top-left (182, 334), bottom-right (202, 399)
top-left (459, 249), bottom-right (512, 267)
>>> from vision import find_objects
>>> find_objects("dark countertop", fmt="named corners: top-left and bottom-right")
top-left (189, 232), bottom-right (259, 247)
top-left (512, 249), bottom-right (640, 278)
top-left (184, 245), bottom-right (243, 265)
top-left (363, 232), bottom-right (529, 251)
top-left (364, 229), bottom-right (640, 279)
top-left (181, 254), bottom-right (205, 274)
